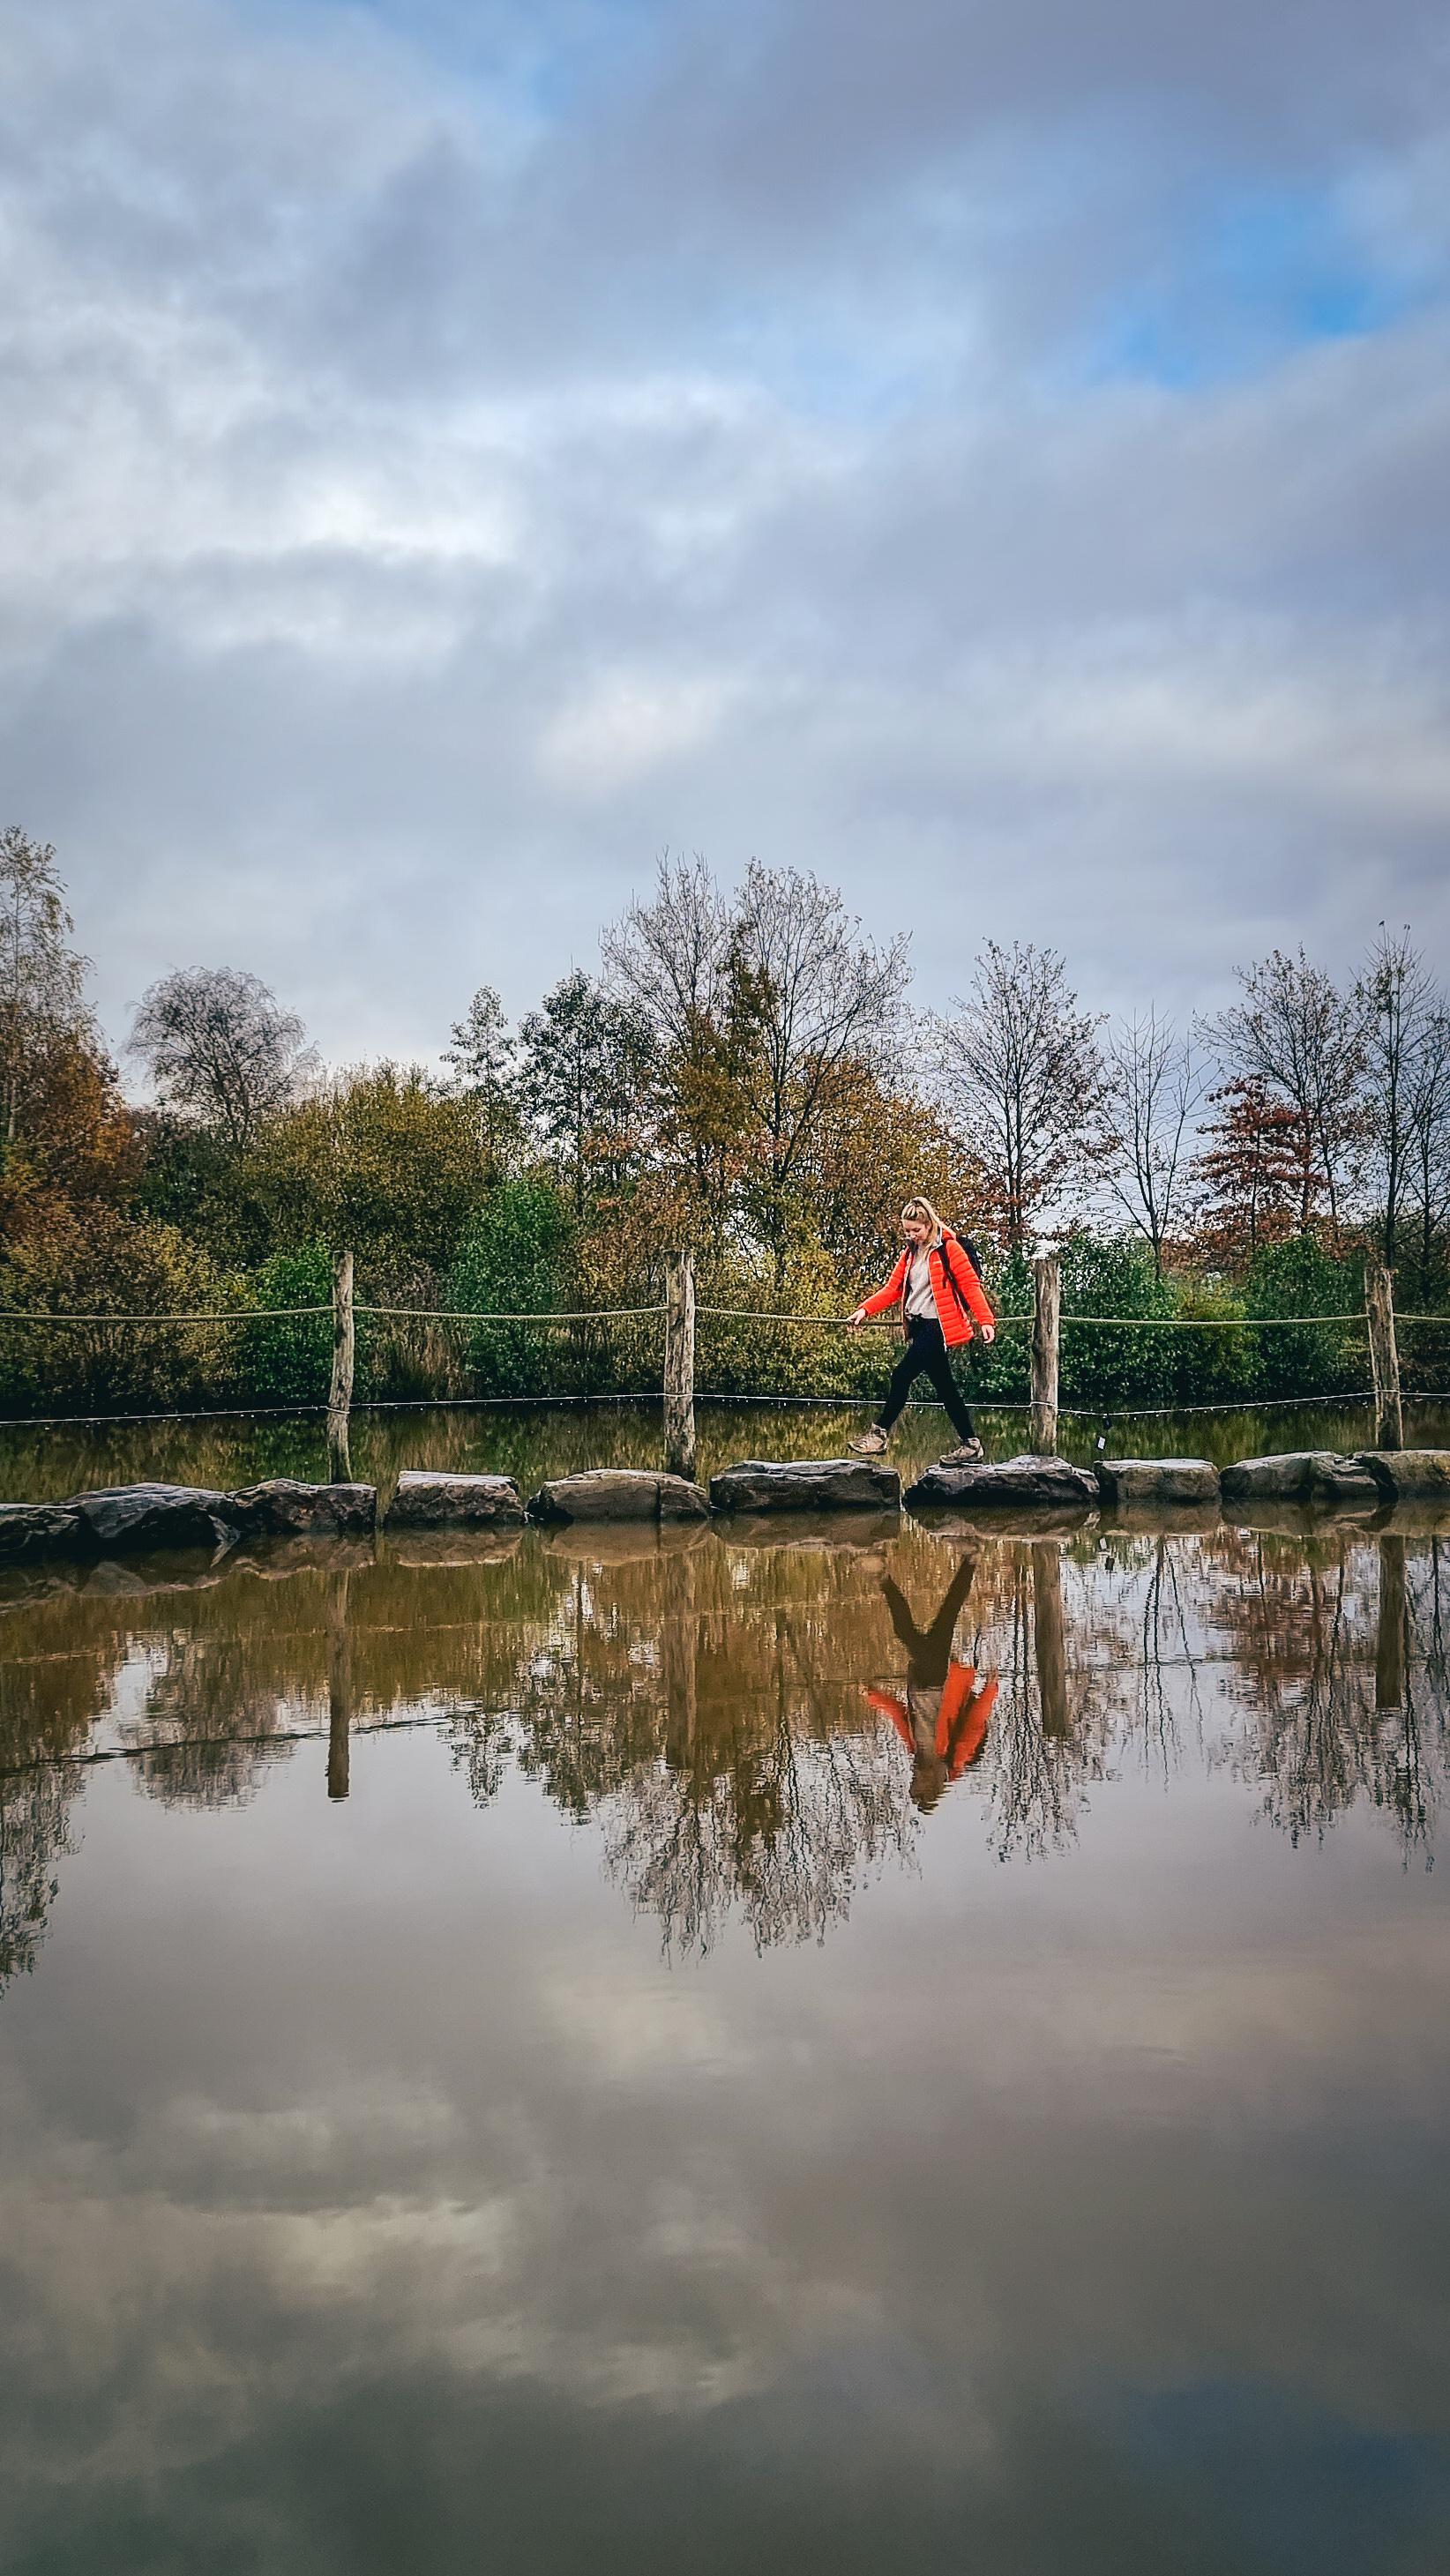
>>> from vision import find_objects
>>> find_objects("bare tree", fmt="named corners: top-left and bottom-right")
top-left (1356, 928), bottom-right (1435, 1266)
top-left (1408, 1000), bottom-right (1450, 1275)
top-left (1207, 948), bottom-right (1367, 1238)
top-left (442, 982), bottom-right (518, 1178)
top-left (128, 967), bottom-right (317, 1152)
top-left (731, 862), bottom-right (910, 1280)
top-left (1103, 1010), bottom-right (1205, 1273)
top-left (0, 825), bottom-right (89, 1150)
top-left (930, 941), bottom-right (1104, 1248)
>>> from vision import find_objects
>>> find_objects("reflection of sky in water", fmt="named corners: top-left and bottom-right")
top-left (1, 1521), bottom-right (1447, 2572)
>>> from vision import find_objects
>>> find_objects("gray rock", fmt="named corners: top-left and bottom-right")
top-left (527, 1468), bottom-right (711, 1524)
top-left (1357, 1449), bottom-right (1450, 1504)
top-left (0, 1501), bottom-right (87, 1564)
top-left (65, 1483), bottom-right (237, 1552)
top-left (1095, 1457), bottom-right (1221, 1508)
top-left (1220, 1452), bottom-right (1381, 1509)
top-left (707, 1457), bottom-right (901, 1513)
top-left (384, 1471), bottom-right (524, 1530)
top-left (223, 1478), bottom-right (377, 1538)
top-left (905, 1452), bottom-right (1099, 1511)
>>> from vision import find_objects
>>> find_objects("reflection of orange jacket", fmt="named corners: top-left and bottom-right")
top-left (868, 1662), bottom-right (998, 1778)
top-left (860, 1228), bottom-right (995, 1349)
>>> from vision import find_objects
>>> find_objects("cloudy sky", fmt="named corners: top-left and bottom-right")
top-left (3, 0), bottom-right (1447, 1068)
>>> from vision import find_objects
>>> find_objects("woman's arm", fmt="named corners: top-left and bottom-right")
top-left (848, 1251), bottom-right (908, 1327)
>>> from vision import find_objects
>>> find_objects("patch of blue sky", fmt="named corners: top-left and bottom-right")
top-left (1080, 179), bottom-right (1432, 392)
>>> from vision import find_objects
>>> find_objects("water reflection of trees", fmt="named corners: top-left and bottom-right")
top-left (0, 1517), bottom-right (1446, 1971)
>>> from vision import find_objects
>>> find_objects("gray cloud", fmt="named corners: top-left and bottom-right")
top-left (1, 0), bottom-right (1446, 1062)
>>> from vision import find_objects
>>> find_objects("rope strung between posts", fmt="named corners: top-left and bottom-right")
top-left (0, 1305), bottom-right (336, 1326)
top-left (696, 1305), bottom-right (1372, 1328)
top-left (355, 1302), bottom-right (663, 1324)
top-left (0, 1298), bottom-right (1427, 1332)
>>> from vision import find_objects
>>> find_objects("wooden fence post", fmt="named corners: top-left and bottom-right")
top-left (1032, 1542), bottom-right (1069, 1740)
top-left (1365, 1262), bottom-right (1403, 1452)
top-left (663, 1251), bottom-right (697, 1481)
top-left (327, 1248), bottom-right (355, 1484)
top-left (1376, 1534), bottom-right (1407, 1714)
top-left (326, 1568), bottom-right (352, 1800)
top-left (1030, 1255), bottom-right (1061, 1456)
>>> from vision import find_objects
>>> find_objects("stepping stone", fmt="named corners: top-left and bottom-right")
top-left (1095, 1458), bottom-right (1221, 1508)
top-left (1220, 1452), bottom-right (1381, 1509)
top-left (707, 1458), bottom-right (900, 1512)
top-left (223, 1478), bottom-right (377, 1537)
top-left (527, 1468), bottom-right (711, 1523)
top-left (1356, 1449), bottom-right (1450, 1504)
top-left (384, 1471), bottom-right (524, 1530)
top-left (0, 1502), bottom-right (87, 1565)
top-left (906, 1452), bottom-right (1099, 1511)
top-left (64, 1483), bottom-right (238, 1553)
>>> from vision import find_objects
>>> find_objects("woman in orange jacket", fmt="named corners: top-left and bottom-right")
top-left (845, 1195), bottom-right (996, 1462)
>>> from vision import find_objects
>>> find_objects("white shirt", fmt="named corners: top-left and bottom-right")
top-left (904, 1244), bottom-right (937, 1319)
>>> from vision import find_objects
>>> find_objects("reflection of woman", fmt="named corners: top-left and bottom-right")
top-left (866, 1553), bottom-right (998, 1811)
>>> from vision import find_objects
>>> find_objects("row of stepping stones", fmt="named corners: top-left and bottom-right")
top-left (4, 1450), bottom-right (1448, 1566)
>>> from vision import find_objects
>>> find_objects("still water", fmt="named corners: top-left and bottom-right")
top-left (2, 1497), bottom-right (1448, 2573)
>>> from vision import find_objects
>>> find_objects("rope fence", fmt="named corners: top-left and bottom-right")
top-left (0, 1251), bottom-right (1443, 1455)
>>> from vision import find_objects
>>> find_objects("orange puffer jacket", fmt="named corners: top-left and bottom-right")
top-left (860, 1228), bottom-right (995, 1349)
top-left (867, 1663), bottom-right (998, 1779)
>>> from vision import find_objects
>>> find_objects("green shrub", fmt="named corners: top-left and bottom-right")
top-left (1244, 1236), bottom-right (1364, 1400)
top-left (235, 1244), bottom-right (336, 1407)
top-left (448, 1182), bottom-right (575, 1396)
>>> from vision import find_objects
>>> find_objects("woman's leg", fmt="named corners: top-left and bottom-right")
top-left (877, 1327), bottom-right (930, 1431)
top-left (921, 1333), bottom-right (976, 1441)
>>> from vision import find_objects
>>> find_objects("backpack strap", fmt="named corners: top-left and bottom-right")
top-left (939, 1231), bottom-right (985, 1322)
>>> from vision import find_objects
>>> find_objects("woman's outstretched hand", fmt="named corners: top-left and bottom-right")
top-left (847, 1307), bottom-right (867, 1329)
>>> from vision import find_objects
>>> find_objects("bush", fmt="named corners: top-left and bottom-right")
top-left (448, 1181), bottom-right (576, 1396)
top-left (235, 1244), bottom-right (336, 1408)
top-left (1244, 1236), bottom-right (1364, 1400)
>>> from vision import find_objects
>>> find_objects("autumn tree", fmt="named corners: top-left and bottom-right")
top-left (929, 941), bottom-right (1104, 1249)
top-left (129, 967), bottom-right (317, 1154)
top-left (247, 1064), bottom-right (483, 1288)
top-left (1207, 948), bottom-right (1367, 1238)
top-left (1190, 1078), bottom-right (1304, 1271)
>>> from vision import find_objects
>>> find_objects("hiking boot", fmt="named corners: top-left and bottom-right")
top-left (848, 1426), bottom-right (890, 1456)
top-left (938, 1437), bottom-right (986, 1466)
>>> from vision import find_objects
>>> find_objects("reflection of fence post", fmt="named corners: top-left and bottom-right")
top-left (1365, 1263), bottom-right (1403, 1452)
top-left (1030, 1256), bottom-right (1061, 1455)
top-left (1376, 1534), bottom-right (1407, 1714)
top-left (1032, 1542), bottom-right (1069, 1739)
top-left (663, 1252), bottom-right (697, 1481)
top-left (326, 1568), bottom-right (353, 1800)
top-left (328, 1249), bottom-right (355, 1484)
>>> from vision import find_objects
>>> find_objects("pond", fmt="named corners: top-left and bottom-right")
top-left (2, 1501), bottom-right (1448, 2573)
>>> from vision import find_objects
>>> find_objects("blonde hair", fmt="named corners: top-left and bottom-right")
top-left (900, 1196), bottom-right (943, 1236)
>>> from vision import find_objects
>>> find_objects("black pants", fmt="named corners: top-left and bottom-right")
top-left (877, 1317), bottom-right (975, 1439)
